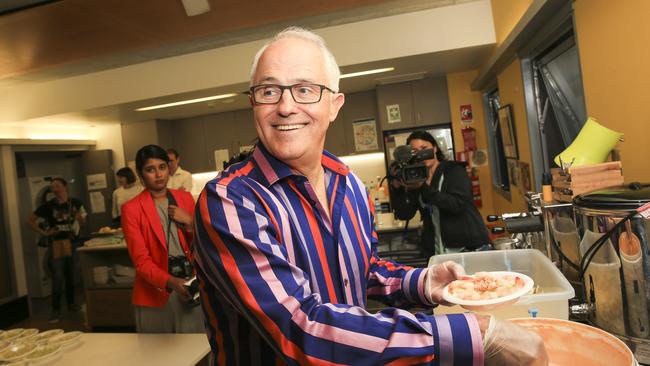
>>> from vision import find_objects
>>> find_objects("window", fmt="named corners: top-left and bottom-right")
top-left (484, 89), bottom-right (511, 194)
top-left (521, 10), bottom-right (586, 189)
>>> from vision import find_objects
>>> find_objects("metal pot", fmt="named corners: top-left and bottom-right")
top-left (572, 182), bottom-right (650, 364)
top-left (492, 237), bottom-right (521, 250)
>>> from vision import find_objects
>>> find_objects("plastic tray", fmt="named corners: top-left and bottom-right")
top-left (429, 249), bottom-right (574, 319)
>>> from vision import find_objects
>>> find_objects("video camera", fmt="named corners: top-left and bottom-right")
top-left (388, 145), bottom-right (436, 184)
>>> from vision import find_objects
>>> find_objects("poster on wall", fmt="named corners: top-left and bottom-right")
top-left (353, 119), bottom-right (379, 152)
top-left (507, 159), bottom-right (519, 187)
top-left (386, 104), bottom-right (401, 124)
top-left (519, 161), bottom-right (532, 191)
top-left (460, 104), bottom-right (473, 124)
top-left (86, 173), bottom-right (107, 190)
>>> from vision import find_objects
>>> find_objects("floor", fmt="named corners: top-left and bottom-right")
top-left (9, 289), bottom-right (87, 332)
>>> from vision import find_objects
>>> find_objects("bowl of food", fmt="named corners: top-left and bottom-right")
top-left (0, 342), bottom-right (37, 362)
top-left (23, 343), bottom-right (61, 363)
top-left (48, 331), bottom-right (82, 348)
top-left (0, 329), bottom-right (25, 342)
top-left (15, 328), bottom-right (38, 340)
top-left (28, 329), bottom-right (64, 344)
top-left (442, 271), bottom-right (534, 311)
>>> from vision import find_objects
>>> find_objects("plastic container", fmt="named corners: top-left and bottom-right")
top-left (428, 249), bottom-right (574, 319)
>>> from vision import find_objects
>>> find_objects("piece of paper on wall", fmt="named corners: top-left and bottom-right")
top-left (214, 149), bottom-right (229, 171)
top-left (386, 104), bottom-right (402, 124)
top-left (86, 173), bottom-right (107, 190)
top-left (353, 119), bottom-right (378, 152)
top-left (89, 191), bottom-right (106, 214)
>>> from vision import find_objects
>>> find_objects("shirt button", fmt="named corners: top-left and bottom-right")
top-left (343, 279), bottom-right (349, 287)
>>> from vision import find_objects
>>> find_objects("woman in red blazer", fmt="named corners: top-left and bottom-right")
top-left (121, 145), bottom-right (203, 333)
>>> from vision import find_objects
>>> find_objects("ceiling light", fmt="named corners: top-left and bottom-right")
top-left (136, 93), bottom-right (238, 111)
top-left (340, 67), bottom-right (395, 79)
top-left (181, 0), bottom-right (211, 16)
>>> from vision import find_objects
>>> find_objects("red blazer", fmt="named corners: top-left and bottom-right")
top-left (121, 189), bottom-right (195, 307)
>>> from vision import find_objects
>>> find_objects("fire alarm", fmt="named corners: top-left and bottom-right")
top-left (181, 0), bottom-right (211, 16)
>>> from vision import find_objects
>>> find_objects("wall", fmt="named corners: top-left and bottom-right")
top-left (92, 124), bottom-right (126, 168)
top-left (490, 0), bottom-right (533, 45)
top-left (493, 59), bottom-right (531, 213)
top-left (446, 70), bottom-right (495, 218)
top-left (120, 120), bottom-right (159, 164)
top-left (574, 0), bottom-right (650, 182)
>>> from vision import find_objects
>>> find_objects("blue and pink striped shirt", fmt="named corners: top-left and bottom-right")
top-left (194, 144), bottom-right (483, 366)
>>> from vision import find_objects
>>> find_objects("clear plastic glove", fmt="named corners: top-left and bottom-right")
top-left (484, 316), bottom-right (549, 366)
top-left (425, 260), bottom-right (468, 305)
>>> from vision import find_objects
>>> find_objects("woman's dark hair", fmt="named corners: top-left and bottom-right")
top-left (406, 130), bottom-right (446, 161)
top-left (50, 177), bottom-right (68, 186)
top-left (135, 145), bottom-right (170, 175)
top-left (116, 167), bottom-right (136, 184)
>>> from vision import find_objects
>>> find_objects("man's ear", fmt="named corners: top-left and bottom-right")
top-left (248, 94), bottom-right (255, 107)
top-left (329, 93), bottom-right (345, 122)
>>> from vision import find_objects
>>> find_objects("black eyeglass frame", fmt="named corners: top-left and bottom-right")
top-left (245, 83), bottom-right (336, 105)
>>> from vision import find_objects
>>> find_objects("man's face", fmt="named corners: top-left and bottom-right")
top-left (167, 153), bottom-right (179, 174)
top-left (251, 37), bottom-right (344, 167)
top-left (50, 180), bottom-right (67, 197)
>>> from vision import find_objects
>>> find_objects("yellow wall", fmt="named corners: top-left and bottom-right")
top-left (574, 0), bottom-right (650, 182)
top-left (490, 0), bottom-right (533, 45)
top-left (446, 70), bottom-right (495, 218)
top-left (493, 59), bottom-right (532, 213)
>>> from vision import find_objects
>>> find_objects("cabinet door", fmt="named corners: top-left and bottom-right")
top-left (203, 112), bottom-right (237, 171)
top-left (233, 109), bottom-right (258, 151)
top-left (170, 117), bottom-right (208, 173)
top-left (341, 90), bottom-right (382, 154)
top-left (324, 108), bottom-right (349, 157)
top-left (412, 77), bottom-right (451, 127)
top-left (376, 82), bottom-right (414, 131)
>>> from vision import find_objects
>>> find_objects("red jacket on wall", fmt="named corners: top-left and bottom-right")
top-left (121, 189), bottom-right (195, 307)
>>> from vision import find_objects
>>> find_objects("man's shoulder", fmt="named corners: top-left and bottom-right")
top-left (178, 167), bottom-right (192, 177)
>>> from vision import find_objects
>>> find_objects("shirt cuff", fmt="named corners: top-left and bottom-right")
top-left (432, 313), bottom-right (484, 366)
top-left (403, 268), bottom-right (436, 307)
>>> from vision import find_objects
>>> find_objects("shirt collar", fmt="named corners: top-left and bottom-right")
top-left (252, 143), bottom-right (349, 187)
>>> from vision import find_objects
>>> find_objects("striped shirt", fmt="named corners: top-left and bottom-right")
top-left (194, 144), bottom-right (483, 366)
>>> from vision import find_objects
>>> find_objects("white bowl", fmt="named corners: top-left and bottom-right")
top-left (28, 329), bottom-right (64, 344)
top-left (0, 342), bottom-right (37, 362)
top-left (48, 331), bottom-right (82, 347)
top-left (442, 271), bottom-right (535, 311)
top-left (23, 343), bottom-right (61, 363)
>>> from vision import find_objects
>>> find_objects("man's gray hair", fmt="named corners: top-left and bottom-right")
top-left (249, 26), bottom-right (341, 92)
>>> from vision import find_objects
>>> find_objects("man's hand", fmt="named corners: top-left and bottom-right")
top-left (166, 276), bottom-right (191, 301)
top-left (483, 316), bottom-right (549, 366)
top-left (168, 205), bottom-right (192, 227)
top-left (45, 227), bottom-right (58, 236)
top-left (425, 261), bottom-right (468, 305)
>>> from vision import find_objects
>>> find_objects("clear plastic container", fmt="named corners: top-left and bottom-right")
top-left (428, 249), bottom-right (575, 320)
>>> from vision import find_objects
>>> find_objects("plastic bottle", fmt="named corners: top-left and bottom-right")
top-left (374, 198), bottom-right (383, 226)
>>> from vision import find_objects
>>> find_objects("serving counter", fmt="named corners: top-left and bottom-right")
top-left (49, 333), bottom-right (209, 366)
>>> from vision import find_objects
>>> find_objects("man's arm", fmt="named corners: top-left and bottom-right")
top-left (194, 180), bottom-right (483, 365)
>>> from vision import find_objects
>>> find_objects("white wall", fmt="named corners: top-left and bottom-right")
top-left (91, 124), bottom-right (126, 168)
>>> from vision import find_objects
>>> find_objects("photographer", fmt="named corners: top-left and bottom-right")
top-left (390, 130), bottom-right (489, 257)
top-left (121, 145), bottom-right (203, 333)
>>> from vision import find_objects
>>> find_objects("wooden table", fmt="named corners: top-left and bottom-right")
top-left (49, 333), bottom-right (210, 366)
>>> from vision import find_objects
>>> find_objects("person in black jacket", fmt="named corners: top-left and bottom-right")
top-left (390, 130), bottom-right (489, 257)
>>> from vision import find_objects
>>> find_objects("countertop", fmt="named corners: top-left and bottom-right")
top-left (49, 333), bottom-right (209, 366)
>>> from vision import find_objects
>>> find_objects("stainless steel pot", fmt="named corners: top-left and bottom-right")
top-left (492, 237), bottom-right (520, 250)
top-left (572, 183), bottom-right (650, 364)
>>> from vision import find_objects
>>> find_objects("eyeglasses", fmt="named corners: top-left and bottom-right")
top-left (246, 83), bottom-right (336, 104)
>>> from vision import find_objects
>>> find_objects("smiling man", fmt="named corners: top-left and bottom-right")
top-left (193, 27), bottom-right (547, 366)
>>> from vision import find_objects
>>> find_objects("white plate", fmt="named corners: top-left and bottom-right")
top-left (442, 271), bottom-right (534, 311)
top-left (15, 328), bottom-right (39, 340)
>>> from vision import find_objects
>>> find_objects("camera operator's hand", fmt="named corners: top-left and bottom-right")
top-left (166, 276), bottom-right (191, 301)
